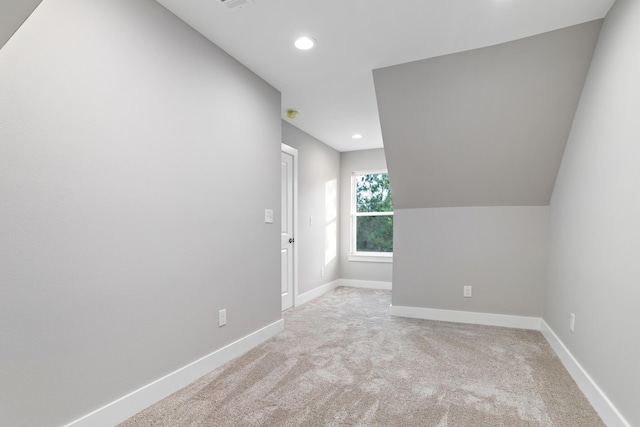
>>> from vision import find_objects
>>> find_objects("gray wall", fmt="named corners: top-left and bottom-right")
top-left (0, 0), bottom-right (42, 49)
top-left (0, 0), bottom-right (281, 425)
top-left (373, 20), bottom-right (601, 209)
top-left (339, 149), bottom-right (392, 283)
top-left (545, 0), bottom-right (640, 424)
top-left (392, 207), bottom-right (548, 316)
top-left (282, 121), bottom-right (341, 295)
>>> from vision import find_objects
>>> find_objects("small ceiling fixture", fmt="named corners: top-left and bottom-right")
top-left (352, 134), bottom-right (363, 139)
top-left (218, 0), bottom-right (254, 10)
top-left (294, 36), bottom-right (316, 50)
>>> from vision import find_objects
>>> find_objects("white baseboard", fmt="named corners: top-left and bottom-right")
top-left (388, 305), bottom-right (541, 330)
top-left (540, 321), bottom-right (630, 427)
top-left (339, 279), bottom-right (392, 290)
top-left (64, 319), bottom-right (284, 427)
top-left (388, 305), bottom-right (629, 426)
top-left (296, 280), bottom-right (340, 305)
top-left (295, 279), bottom-right (392, 307)
top-left (62, 288), bottom-right (629, 427)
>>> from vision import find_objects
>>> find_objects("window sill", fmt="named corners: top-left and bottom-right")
top-left (348, 253), bottom-right (393, 263)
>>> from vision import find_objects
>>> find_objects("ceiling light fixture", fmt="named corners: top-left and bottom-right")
top-left (294, 36), bottom-right (316, 50)
top-left (352, 134), bottom-right (363, 139)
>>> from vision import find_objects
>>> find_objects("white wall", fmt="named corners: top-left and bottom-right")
top-left (282, 121), bottom-right (341, 295)
top-left (339, 149), bottom-right (392, 283)
top-left (545, 0), bottom-right (640, 424)
top-left (392, 207), bottom-right (548, 317)
top-left (0, 1), bottom-right (281, 425)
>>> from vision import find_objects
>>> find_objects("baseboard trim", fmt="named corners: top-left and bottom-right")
top-left (295, 279), bottom-right (392, 306)
top-left (388, 305), bottom-right (541, 330)
top-left (540, 321), bottom-right (630, 427)
top-left (296, 280), bottom-right (340, 305)
top-left (64, 319), bottom-right (285, 427)
top-left (388, 305), bottom-right (629, 426)
top-left (339, 279), bottom-right (392, 290)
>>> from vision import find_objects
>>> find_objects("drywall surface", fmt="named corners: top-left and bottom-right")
top-left (545, 0), bottom-right (640, 424)
top-left (0, 0), bottom-right (281, 425)
top-left (282, 121), bottom-right (341, 295)
top-left (0, 0), bottom-right (42, 49)
top-left (339, 149), bottom-right (392, 283)
top-left (374, 20), bottom-right (601, 209)
top-left (393, 206), bottom-right (548, 317)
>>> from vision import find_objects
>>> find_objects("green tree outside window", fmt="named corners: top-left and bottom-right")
top-left (353, 173), bottom-right (393, 253)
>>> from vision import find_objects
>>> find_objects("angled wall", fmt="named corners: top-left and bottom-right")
top-left (0, 0), bottom-right (42, 49)
top-left (373, 20), bottom-right (602, 209)
top-left (545, 0), bottom-right (640, 424)
top-left (0, 0), bottom-right (281, 425)
top-left (374, 21), bottom-right (601, 319)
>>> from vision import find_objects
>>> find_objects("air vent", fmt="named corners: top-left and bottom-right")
top-left (219, 0), bottom-right (255, 10)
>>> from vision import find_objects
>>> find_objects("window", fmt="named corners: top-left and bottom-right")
top-left (350, 171), bottom-right (393, 262)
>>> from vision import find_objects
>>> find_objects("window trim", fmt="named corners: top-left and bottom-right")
top-left (350, 170), bottom-right (393, 262)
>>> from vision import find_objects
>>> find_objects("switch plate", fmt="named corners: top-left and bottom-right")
top-left (321, 268), bottom-right (324, 277)
top-left (463, 286), bottom-right (472, 298)
top-left (219, 309), bottom-right (227, 327)
top-left (570, 313), bottom-right (575, 333)
top-left (264, 209), bottom-right (273, 224)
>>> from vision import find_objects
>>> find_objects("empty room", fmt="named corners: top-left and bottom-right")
top-left (1, 0), bottom-right (638, 426)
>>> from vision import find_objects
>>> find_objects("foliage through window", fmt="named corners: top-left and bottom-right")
top-left (352, 172), bottom-right (393, 254)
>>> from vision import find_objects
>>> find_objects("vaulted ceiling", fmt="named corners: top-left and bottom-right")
top-left (156, 0), bottom-right (614, 152)
top-left (2, 0), bottom-right (614, 208)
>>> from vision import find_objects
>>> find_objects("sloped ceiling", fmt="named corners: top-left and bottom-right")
top-left (374, 20), bottom-right (602, 209)
top-left (0, 0), bottom-right (42, 49)
top-left (156, 0), bottom-right (614, 152)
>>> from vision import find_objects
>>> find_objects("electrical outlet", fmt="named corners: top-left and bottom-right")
top-left (570, 313), bottom-right (575, 333)
top-left (463, 286), bottom-right (472, 298)
top-left (309, 216), bottom-right (314, 226)
top-left (321, 268), bottom-right (324, 277)
top-left (219, 309), bottom-right (227, 327)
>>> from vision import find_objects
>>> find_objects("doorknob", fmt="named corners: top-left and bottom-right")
top-left (289, 238), bottom-right (295, 244)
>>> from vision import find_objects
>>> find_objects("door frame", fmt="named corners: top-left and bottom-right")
top-left (281, 143), bottom-right (299, 308)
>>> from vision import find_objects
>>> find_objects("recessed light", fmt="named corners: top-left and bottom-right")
top-left (295, 36), bottom-right (316, 50)
top-left (352, 134), bottom-right (363, 139)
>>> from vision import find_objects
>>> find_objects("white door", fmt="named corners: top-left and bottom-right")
top-left (281, 148), bottom-right (296, 311)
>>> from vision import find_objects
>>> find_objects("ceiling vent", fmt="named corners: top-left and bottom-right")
top-left (219, 0), bottom-right (255, 10)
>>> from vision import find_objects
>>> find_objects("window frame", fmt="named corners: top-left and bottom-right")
top-left (349, 170), bottom-right (393, 263)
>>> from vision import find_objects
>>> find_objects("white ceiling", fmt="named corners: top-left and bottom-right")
top-left (156, 0), bottom-right (615, 152)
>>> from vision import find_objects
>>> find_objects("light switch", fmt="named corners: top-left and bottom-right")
top-left (264, 209), bottom-right (273, 224)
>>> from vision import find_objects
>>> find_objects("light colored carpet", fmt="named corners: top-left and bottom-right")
top-left (120, 287), bottom-right (603, 426)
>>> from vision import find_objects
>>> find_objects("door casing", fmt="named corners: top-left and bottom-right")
top-left (280, 143), bottom-right (298, 310)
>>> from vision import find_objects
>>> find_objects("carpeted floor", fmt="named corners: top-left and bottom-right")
top-left (119, 287), bottom-right (604, 426)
